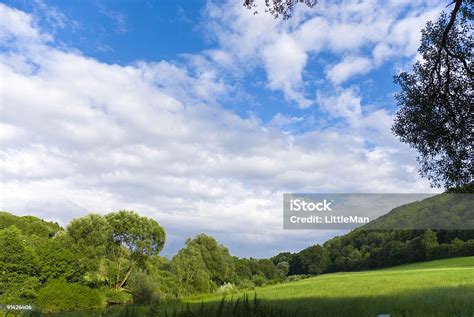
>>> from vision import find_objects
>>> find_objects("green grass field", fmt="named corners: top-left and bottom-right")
top-left (184, 256), bottom-right (474, 317)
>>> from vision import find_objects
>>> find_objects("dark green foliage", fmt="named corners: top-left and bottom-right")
top-left (270, 252), bottom-right (293, 266)
top-left (36, 279), bottom-right (104, 313)
top-left (295, 245), bottom-right (330, 275)
top-left (233, 258), bottom-right (253, 282)
top-left (256, 259), bottom-right (280, 280)
top-left (392, 2), bottom-right (473, 189)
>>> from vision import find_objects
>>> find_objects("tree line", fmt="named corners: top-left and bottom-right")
top-left (1, 209), bottom-right (473, 313)
top-left (0, 211), bottom-right (289, 312)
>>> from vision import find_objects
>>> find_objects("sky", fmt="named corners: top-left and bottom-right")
top-left (0, 0), bottom-right (446, 258)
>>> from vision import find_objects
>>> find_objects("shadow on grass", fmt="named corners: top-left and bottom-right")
top-left (20, 284), bottom-right (474, 317)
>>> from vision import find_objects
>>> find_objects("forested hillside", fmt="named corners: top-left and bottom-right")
top-left (272, 193), bottom-right (474, 275)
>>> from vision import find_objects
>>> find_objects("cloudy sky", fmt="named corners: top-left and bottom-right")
top-left (0, 0), bottom-right (444, 258)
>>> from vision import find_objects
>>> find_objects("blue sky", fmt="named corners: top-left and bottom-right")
top-left (0, 0), bottom-right (445, 258)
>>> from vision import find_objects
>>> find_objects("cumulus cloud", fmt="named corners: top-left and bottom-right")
top-left (327, 56), bottom-right (373, 85)
top-left (0, 3), bottom-right (438, 258)
top-left (316, 87), bottom-right (362, 119)
top-left (204, 0), bottom-right (445, 103)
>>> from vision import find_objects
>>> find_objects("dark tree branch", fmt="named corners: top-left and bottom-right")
top-left (434, 0), bottom-right (473, 78)
top-left (244, 0), bottom-right (318, 19)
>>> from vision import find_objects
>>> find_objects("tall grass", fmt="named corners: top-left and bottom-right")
top-left (158, 294), bottom-right (294, 317)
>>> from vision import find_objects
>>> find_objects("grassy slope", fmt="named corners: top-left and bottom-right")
top-left (188, 257), bottom-right (474, 317)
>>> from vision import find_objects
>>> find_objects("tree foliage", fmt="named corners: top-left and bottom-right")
top-left (392, 0), bottom-right (473, 189)
top-left (243, 0), bottom-right (317, 19)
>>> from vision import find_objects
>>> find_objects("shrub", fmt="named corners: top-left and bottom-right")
top-left (128, 270), bottom-right (160, 305)
top-left (36, 279), bottom-right (105, 313)
top-left (285, 274), bottom-right (311, 283)
top-left (101, 288), bottom-right (132, 305)
top-left (251, 274), bottom-right (266, 287)
top-left (458, 240), bottom-right (474, 256)
top-left (237, 279), bottom-right (255, 290)
top-left (0, 276), bottom-right (40, 304)
top-left (215, 282), bottom-right (238, 295)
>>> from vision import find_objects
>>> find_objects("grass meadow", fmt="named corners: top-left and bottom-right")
top-left (183, 256), bottom-right (474, 317)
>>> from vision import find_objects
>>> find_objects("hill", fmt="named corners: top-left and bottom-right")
top-left (362, 193), bottom-right (474, 230)
top-left (0, 211), bottom-right (62, 238)
top-left (273, 192), bottom-right (474, 275)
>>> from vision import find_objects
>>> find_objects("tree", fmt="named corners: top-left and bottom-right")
top-left (185, 234), bottom-right (235, 285)
top-left (171, 245), bottom-right (213, 295)
top-left (66, 211), bottom-right (166, 291)
top-left (233, 258), bottom-right (253, 283)
top-left (295, 245), bottom-right (330, 275)
top-left (421, 229), bottom-right (439, 260)
top-left (392, 0), bottom-right (473, 190)
top-left (105, 211), bottom-right (166, 290)
top-left (276, 261), bottom-right (290, 278)
top-left (257, 259), bottom-right (280, 280)
top-left (67, 214), bottom-right (114, 286)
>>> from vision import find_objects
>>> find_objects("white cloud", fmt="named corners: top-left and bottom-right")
top-left (0, 4), bottom-right (438, 258)
top-left (0, 3), bottom-right (48, 42)
top-left (327, 56), bottom-right (373, 85)
top-left (316, 87), bottom-right (362, 119)
top-left (262, 34), bottom-right (311, 107)
top-left (204, 0), bottom-right (445, 105)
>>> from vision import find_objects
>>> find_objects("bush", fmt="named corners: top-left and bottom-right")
top-left (36, 279), bottom-right (105, 313)
top-left (285, 274), bottom-right (311, 283)
top-left (215, 282), bottom-right (238, 295)
top-left (101, 288), bottom-right (132, 305)
top-left (128, 270), bottom-right (160, 305)
top-left (0, 276), bottom-right (40, 304)
top-left (458, 240), bottom-right (474, 256)
top-left (251, 274), bottom-right (266, 287)
top-left (237, 279), bottom-right (255, 290)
